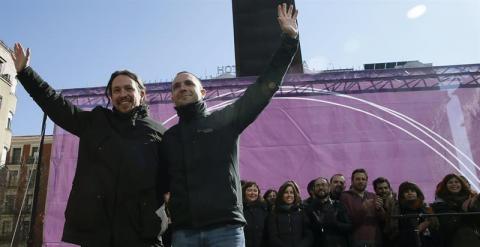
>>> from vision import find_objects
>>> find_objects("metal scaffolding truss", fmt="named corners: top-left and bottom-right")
top-left (64, 63), bottom-right (480, 108)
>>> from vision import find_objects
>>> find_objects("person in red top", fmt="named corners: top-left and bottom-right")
top-left (340, 169), bottom-right (385, 247)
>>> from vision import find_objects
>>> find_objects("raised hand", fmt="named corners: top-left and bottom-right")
top-left (11, 43), bottom-right (30, 73)
top-left (277, 3), bottom-right (299, 39)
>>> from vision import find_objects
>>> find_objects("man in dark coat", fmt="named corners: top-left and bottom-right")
top-left (306, 177), bottom-right (352, 247)
top-left (160, 4), bottom-right (299, 246)
top-left (11, 44), bottom-right (168, 247)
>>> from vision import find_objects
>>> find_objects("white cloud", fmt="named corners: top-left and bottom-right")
top-left (407, 4), bottom-right (427, 19)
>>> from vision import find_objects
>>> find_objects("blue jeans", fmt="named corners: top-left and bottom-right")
top-left (172, 224), bottom-right (245, 247)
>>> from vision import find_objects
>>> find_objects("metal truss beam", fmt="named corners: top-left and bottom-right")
top-left (64, 64), bottom-right (480, 108)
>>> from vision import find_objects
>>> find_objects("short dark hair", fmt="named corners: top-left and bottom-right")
top-left (330, 174), bottom-right (344, 183)
top-left (314, 177), bottom-right (329, 185)
top-left (242, 181), bottom-right (263, 203)
top-left (373, 177), bottom-right (391, 191)
top-left (105, 70), bottom-right (145, 107)
top-left (398, 181), bottom-right (425, 206)
top-left (307, 179), bottom-right (316, 195)
top-left (263, 189), bottom-right (277, 201)
top-left (351, 168), bottom-right (368, 181)
top-left (173, 71), bottom-right (203, 88)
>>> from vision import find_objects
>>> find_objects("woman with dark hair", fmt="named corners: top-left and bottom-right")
top-left (386, 181), bottom-right (439, 247)
top-left (243, 181), bottom-right (269, 247)
top-left (263, 189), bottom-right (277, 212)
top-left (267, 181), bottom-right (313, 247)
top-left (431, 174), bottom-right (480, 247)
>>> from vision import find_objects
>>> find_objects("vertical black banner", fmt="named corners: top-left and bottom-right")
top-left (232, 0), bottom-right (303, 77)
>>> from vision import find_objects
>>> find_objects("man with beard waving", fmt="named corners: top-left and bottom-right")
top-left (11, 43), bottom-right (168, 246)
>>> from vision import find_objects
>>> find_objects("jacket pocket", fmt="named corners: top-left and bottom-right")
top-left (64, 188), bottom-right (109, 232)
top-left (126, 188), bottom-right (162, 239)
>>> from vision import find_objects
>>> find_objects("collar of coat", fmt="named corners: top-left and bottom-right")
top-left (175, 100), bottom-right (208, 122)
top-left (311, 197), bottom-right (333, 207)
top-left (112, 104), bottom-right (149, 127)
top-left (276, 203), bottom-right (301, 213)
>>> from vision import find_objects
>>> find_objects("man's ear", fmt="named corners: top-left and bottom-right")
top-left (140, 90), bottom-right (146, 103)
top-left (201, 88), bottom-right (207, 99)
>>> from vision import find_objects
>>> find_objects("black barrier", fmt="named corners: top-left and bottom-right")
top-left (391, 211), bottom-right (480, 218)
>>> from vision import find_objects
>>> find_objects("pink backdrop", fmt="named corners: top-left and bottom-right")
top-left (42, 68), bottom-right (480, 246)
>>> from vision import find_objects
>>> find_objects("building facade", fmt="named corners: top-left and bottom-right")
top-left (0, 135), bottom-right (52, 247)
top-left (0, 40), bottom-right (18, 167)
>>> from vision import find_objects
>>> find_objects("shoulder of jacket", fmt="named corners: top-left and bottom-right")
top-left (141, 116), bottom-right (167, 134)
top-left (90, 106), bottom-right (113, 120)
top-left (366, 191), bottom-right (377, 198)
top-left (164, 123), bottom-right (180, 135)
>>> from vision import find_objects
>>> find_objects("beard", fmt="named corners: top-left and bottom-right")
top-left (115, 96), bottom-right (134, 108)
top-left (315, 191), bottom-right (329, 200)
top-left (353, 183), bottom-right (366, 192)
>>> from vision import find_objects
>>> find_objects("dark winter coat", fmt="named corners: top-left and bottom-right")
top-left (244, 201), bottom-right (269, 247)
top-left (386, 202), bottom-right (440, 247)
top-left (161, 36), bottom-right (299, 230)
top-left (267, 205), bottom-right (314, 247)
top-left (431, 196), bottom-right (480, 247)
top-left (305, 198), bottom-right (352, 247)
top-left (17, 67), bottom-right (168, 247)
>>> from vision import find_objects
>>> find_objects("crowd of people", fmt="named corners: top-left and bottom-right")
top-left (237, 170), bottom-right (480, 247)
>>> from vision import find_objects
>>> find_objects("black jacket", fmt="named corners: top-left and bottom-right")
top-left (161, 36), bottom-right (298, 229)
top-left (431, 198), bottom-right (480, 247)
top-left (305, 198), bottom-right (352, 247)
top-left (267, 205), bottom-right (314, 247)
top-left (244, 201), bottom-right (269, 247)
top-left (17, 67), bottom-right (168, 247)
top-left (386, 203), bottom-right (440, 247)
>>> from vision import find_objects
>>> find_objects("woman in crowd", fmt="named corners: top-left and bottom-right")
top-left (243, 181), bottom-right (269, 247)
top-left (431, 174), bottom-right (480, 247)
top-left (263, 189), bottom-right (277, 212)
top-left (267, 181), bottom-right (313, 247)
top-left (386, 181), bottom-right (439, 247)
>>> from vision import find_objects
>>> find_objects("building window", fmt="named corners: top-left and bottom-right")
top-left (2, 220), bottom-right (12, 234)
top-left (31, 146), bottom-right (39, 156)
top-left (7, 170), bottom-right (18, 187)
top-left (0, 56), bottom-right (5, 74)
top-left (28, 169), bottom-right (37, 188)
top-left (5, 195), bottom-right (15, 210)
top-left (30, 146), bottom-right (39, 163)
top-left (21, 220), bottom-right (30, 238)
top-left (11, 147), bottom-right (21, 164)
top-left (25, 195), bottom-right (33, 211)
top-left (6, 111), bottom-right (13, 130)
top-left (0, 56), bottom-right (11, 84)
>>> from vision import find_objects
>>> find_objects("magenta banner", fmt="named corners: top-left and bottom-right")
top-left (43, 65), bottom-right (480, 246)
